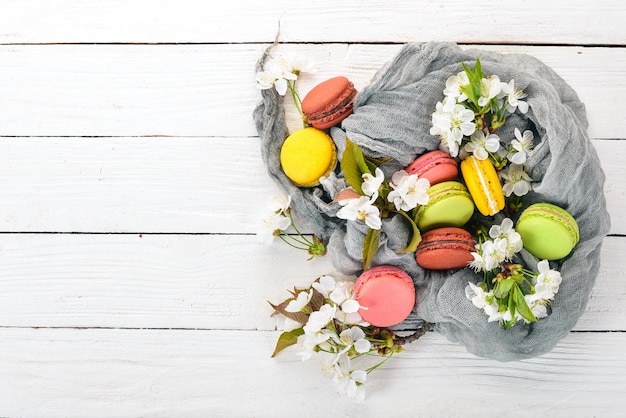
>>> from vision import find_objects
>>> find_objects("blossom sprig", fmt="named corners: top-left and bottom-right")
top-left (465, 218), bottom-right (563, 329)
top-left (431, 59), bottom-right (535, 215)
top-left (431, 59), bottom-right (531, 158)
top-left (334, 139), bottom-right (430, 268)
top-left (260, 194), bottom-right (326, 260)
top-left (270, 275), bottom-right (431, 401)
top-left (256, 53), bottom-right (313, 127)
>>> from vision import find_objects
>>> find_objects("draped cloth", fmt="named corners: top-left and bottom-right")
top-left (254, 42), bottom-right (610, 361)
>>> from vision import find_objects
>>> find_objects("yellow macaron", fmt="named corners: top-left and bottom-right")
top-left (460, 155), bottom-right (505, 216)
top-left (280, 127), bottom-right (337, 187)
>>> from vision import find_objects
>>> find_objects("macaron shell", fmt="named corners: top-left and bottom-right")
top-left (302, 76), bottom-right (357, 129)
top-left (406, 150), bottom-right (458, 185)
top-left (307, 95), bottom-right (355, 129)
top-left (279, 127), bottom-right (337, 187)
top-left (354, 265), bottom-right (415, 327)
top-left (416, 227), bottom-right (475, 270)
top-left (460, 156), bottom-right (504, 216)
top-left (516, 203), bottom-right (579, 260)
top-left (414, 181), bottom-right (475, 231)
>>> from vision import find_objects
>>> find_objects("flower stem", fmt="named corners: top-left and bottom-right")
top-left (287, 210), bottom-right (314, 246)
top-left (365, 351), bottom-right (395, 374)
top-left (288, 81), bottom-right (307, 127)
top-left (278, 234), bottom-right (310, 251)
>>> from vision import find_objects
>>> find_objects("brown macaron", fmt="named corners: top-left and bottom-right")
top-left (302, 76), bottom-right (357, 129)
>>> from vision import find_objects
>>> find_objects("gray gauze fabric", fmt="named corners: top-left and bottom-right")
top-left (254, 42), bottom-right (611, 361)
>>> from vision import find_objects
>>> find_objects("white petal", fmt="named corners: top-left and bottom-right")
top-left (341, 299), bottom-right (360, 314)
top-left (354, 338), bottom-right (371, 354)
top-left (274, 78), bottom-right (288, 96)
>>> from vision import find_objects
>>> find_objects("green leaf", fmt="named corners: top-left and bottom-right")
top-left (513, 284), bottom-right (537, 323)
top-left (362, 228), bottom-right (381, 270)
top-left (496, 277), bottom-right (515, 298)
top-left (395, 210), bottom-right (422, 253)
top-left (460, 58), bottom-right (484, 108)
top-left (341, 139), bottom-right (370, 195)
top-left (507, 291), bottom-right (516, 321)
top-left (268, 300), bottom-right (309, 324)
top-left (271, 328), bottom-right (304, 357)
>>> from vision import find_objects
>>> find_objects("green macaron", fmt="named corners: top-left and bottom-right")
top-left (516, 203), bottom-right (579, 260)
top-left (413, 181), bottom-right (475, 231)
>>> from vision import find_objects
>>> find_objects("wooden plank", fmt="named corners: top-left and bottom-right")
top-left (0, 44), bottom-right (625, 138)
top-left (0, 0), bottom-right (623, 45)
top-left (0, 234), bottom-right (622, 331)
top-left (0, 233), bottom-right (336, 330)
top-left (0, 328), bottom-right (624, 416)
top-left (0, 137), bottom-right (623, 235)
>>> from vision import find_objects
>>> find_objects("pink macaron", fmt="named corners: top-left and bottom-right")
top-left (354, 265), bottom-right (416, 327)
top-left (406, 150), bottom-right (458, 185)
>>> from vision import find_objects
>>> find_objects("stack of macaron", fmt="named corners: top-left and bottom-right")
top-left (280, 76), bottom-right (357, 187)
top-left (407, 148), bottom-right (580, 269)
top-left (404, 150), bottom-right (477, 270)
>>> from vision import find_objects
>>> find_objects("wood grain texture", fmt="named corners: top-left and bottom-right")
top-left (0, 137), bottom-right (623, 234)
top-left (0, 328), bottom-right (624, 417)
top-left (0, 0), bottom-right (623, 45)
top-left (1, 2), bottom-right (625, 415)
top-left (1, 44), bottom-right (625, 138)
top-left (0, 234), bottom-right (622, 331)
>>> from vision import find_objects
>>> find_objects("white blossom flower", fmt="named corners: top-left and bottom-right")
top-left (510, 128), bottom-right (534, 165)
top-left (255, 56), bottom-right (300, 96)
top-left (268, 194), bottom-right (291, 215)
top-left (361, 167), bottom-right (385, 200)
top-left (529, 299), bottom-right (548, 320)
top-left (490, 237), bottom-right (511, 265)
top-left (329, 281), bottom-right (364, 317)
top-left (258, 212), bottom-right (291, 244)
top-left (501, 79), bottom-right (529, 114)
top-left (533, 259), bottom-right (562, 300)
top-left (430, 97), bottom-right (476, 148)
top-left (258, 194), bottom-right (294, 243)
top-left (443, 71), bottom-right (470, 102)
top-left (469, 241), bottom-right (498, 272)
top-left (274, 314), bottom-right (303, 332)
top-left (339, 310), bottom-right (370, 327)
top-left (332, 362), bottom-right (367, 402)
top-left (278, 54), bottom-right (314, 77)
top-left (500, 163), bottom-right (532, 197)
top-left (312, 275), bottom-right (337, 298)
top-left (470, 240), bottom-right (501, 272)
top-left (283, 317), bottom-right (303, 332)
top-left (285, 289), bottom-right (313, 312)
top-left (387, 170), bottom-right (430, 211)
top-left (465, 282), bottom-right (501, 322)
top-left (303, 304), bottom-right (337, 335)
top-left (489, 218), bottom-right (522, 248)
top-left (478, 75), bottom-right (502, 107)
top-left (437, 130), bottom-right (460, 157)
top-left (338, 327), bottom-right (371, 356)
top-left (257, 53), bottom-right (314, 95)
top-left (329, 282), bottom-right (351, 306)
top-left (336, 196), bottom-right (382, 230)
top-left (297, 330), bottom-right (333, 361)
top-left (468, 251), bottom-right (489, 273)
top-left (464, 131), bottom-right (501, 160)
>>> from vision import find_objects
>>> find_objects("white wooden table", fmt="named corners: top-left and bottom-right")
top-left (1, 1), bottom-right (625, 416)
